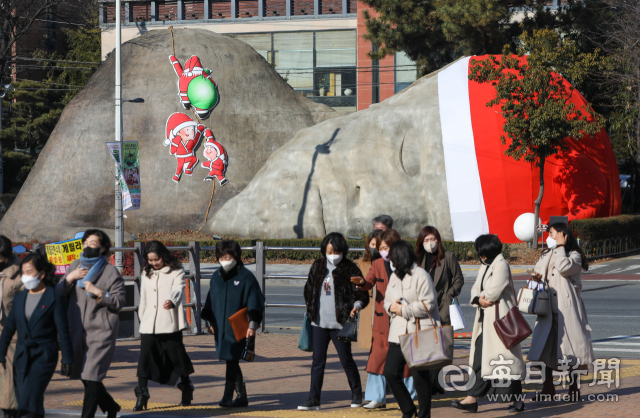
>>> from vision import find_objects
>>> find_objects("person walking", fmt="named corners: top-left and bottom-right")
top-left (298, 232), bottom-right (369, 411)
top-left (201, 240), bottom-right (265, 408)
top-left (355, 229), bottom-right (383, 352)
top-left (0, 236), bottom-right (22, 418)
top-left (0, 252), bottom-right (74, 418)
top-left (56, 230), bottom-right (126, 418)
top-left (133, 241), bottom-right (195, 410)
top-left (451, 234), bottom-right (525, 413)
top-left (372, 215), bottom-right (393, 231)
top-left (415, 226), bottom-right (464, 394)
top-left (528, 222), bottom-right (593, 401)
top-left (383, 240), bottom-right (439, 418)
top-left (351, 229), bottom-right (416, 409)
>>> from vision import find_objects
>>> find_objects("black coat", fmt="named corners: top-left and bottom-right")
top-left (304, 258), bottom-right (369, 326)
top-left (420, 251), bottom-right (464, 325)
top-left (0, 287), bottom-right (74, 415)
top-left (201, 264), bottom-right (265, 361)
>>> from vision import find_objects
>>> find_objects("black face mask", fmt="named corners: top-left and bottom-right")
top-left (0, 262), bottom-right (7, 271)
top-left (370, 248), bottom-right (381, 260)
top-left (83, 247), bottom-right (102, 258)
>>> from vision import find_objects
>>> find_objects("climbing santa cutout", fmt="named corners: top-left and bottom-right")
top-left (164, 112), bottom-right (206, 183)
top-left (169, 55), bottom-right (219, 120)
top-left (202, 135), bottom-right (229, 186)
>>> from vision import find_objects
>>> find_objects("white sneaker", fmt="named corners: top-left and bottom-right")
top-left (363, 401), bottom-right (386, 409)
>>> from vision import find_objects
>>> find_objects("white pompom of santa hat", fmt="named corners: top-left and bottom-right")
top-left (166, 112), bottom-right (198, 141)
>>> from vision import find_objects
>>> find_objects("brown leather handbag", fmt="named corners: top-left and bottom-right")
top-left (493, 270), bottom-right (532, 349)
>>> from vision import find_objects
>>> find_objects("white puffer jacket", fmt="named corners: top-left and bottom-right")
top-left (139, 267), bottom-right (188, 334)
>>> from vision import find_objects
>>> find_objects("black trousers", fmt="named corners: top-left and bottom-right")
top-left (81, 380), bottom-right (119, 418)
top-left (384, 343), bottom-right (432, 418)
top-left (226, 360), bottom-right (244, 384)
top-left (309, 326), bottom-right (362, 402)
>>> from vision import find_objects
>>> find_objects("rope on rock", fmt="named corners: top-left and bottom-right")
top-left (197, 181), bottom-right (216, 233)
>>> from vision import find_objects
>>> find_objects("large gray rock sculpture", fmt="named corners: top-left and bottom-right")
top-left (0, 28), bottom-right (340, 242)
top-left (208, 67), bottom-right (455, 239)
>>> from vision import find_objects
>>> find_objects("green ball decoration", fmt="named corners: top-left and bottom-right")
top-left (187, 75), bottom-right (218, 110)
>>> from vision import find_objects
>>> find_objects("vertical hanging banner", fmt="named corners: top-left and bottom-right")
top-left (106, 142), bottom-right (133, 210)
top-left (122, 141), bottom-right (141, 210)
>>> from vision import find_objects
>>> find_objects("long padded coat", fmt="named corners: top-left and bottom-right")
top-left (202, 264), bottom-right (265, 361)
top-left (56, 259), bottom-right (126, 381)
top-left (0, 287), bottom-right (74, 415)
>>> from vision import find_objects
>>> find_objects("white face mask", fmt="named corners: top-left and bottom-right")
top-left (327, 254), bottom-right (343, 265)
top-left (22, 274), bottom-right (41, 290)
top-left (389, 261), bottom-right (396, 272)
top-left (546, 237), bottom-right (557, 249)
top-left (423, 241), bottom-right (438, 254)
top-left (219, 259), bottom-right (237, 271)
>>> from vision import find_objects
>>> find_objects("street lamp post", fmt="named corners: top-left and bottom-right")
top-left (114, 0), bottom-right (123, 270)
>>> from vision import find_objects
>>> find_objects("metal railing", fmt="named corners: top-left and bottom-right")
top-left (31, 240), bottom-right (365, 337)
top-left (580, 236), bottom-right (640, 260)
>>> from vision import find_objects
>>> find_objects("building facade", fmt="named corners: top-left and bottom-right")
top-left (98, 0), bottom-right (418, 111)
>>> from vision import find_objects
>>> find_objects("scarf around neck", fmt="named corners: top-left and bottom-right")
top-left (77, 254), bottom-right (107, 295)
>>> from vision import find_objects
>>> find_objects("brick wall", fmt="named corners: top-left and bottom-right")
top-left (292, 0), bottom-right (313, 15)
top-left (210, 0), bottom-right (232, 18)
top-left (158, 1), bottom-right (178, 20)
top-left (183, 0), bottom-right (205, 19)
top-left (319, 0), bottom-right (342, 14)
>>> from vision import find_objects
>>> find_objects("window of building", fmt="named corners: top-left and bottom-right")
top-left (394, 51), bottom-right (418, 94)
top-left (233, 30), bottom-right (356, 111)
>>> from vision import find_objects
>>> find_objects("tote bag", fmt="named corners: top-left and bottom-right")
top-left (399, 301), bottom-right (454, 370)
top-left (517, 281), bottom-right (549, 316)
top-left (449, 297), bottom-right (467, 331)
top-left (298, 313), bottom-right (313, 352)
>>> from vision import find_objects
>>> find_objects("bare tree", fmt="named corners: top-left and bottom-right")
top-left (0, 0), bottom-right (93, 84)
top-left (599, 0), bottom-right (640, 211)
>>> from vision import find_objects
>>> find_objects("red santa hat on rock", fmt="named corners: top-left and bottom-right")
top-left (436, 56), bottom-right (620, 243)
top-left (165, 112), bottom-right (198, 145)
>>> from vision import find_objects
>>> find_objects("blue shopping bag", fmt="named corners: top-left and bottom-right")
top-left (298, 313), bottom-right (313, 352)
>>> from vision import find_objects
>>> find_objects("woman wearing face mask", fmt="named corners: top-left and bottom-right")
top-left (527, 222), bottom-right (593, 401)
top-left (0, 236), bottom-right (23, 418)
top-left (299, 232), bottom-right (369, 411)
top-left (351, 229), bottom-right (416, 409)
top-left (133, 241), bottom-right (194, 411)
top-left (415, 226), bottom-right (464, 395)
top-left (56, 230), bottom-right (126, 418)
top-left (0, 252), bottom-right (74, 418)
top-left (451, 234), bottom-right (525, 413)
top-left (384, 240), bottom-right (440, 418)
top-left (355, 230), bottom-right (383, 352)
top-left (201, 240), bottom-right (265, 408)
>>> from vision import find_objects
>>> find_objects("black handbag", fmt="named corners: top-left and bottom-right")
top-left (337, 315), bottom-right (358, 342)
top-left (242, 336), bottom-right (256, 362)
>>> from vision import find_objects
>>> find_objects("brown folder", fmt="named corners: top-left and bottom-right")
top-left (228, 307), bottom-right (249, 342)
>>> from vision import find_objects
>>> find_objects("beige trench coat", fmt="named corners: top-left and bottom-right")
top-left (356, 258), bottom-right (373, 350)
top-left (527, 249), bottom-right (594, 370)
top-left (0, 259), bottom-right (22, 409)
top-left (56, 259), bottom-right (126, 382)
top-left (139, 267), bottom-right (188, 334)
top-left (384, 264), bottom-right (441, 344)
top-left (469, 254), bottom-right (525, 379)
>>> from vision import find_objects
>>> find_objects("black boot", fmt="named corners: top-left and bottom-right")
top-left (219, 381), bottom-right (235, 407)
top-left (232, 382), bottom-right (248, 407)
top-left (177, 381), bottom-right (195, 407)
top-left (133, 386), bottom-right (150, 411)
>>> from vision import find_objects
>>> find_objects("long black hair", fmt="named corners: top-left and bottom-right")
top-left (389, 240), bottom-right (417, 280)
top-left (0, 235), bottom-right (12, 260)
top-left (20, 252), bottom-right (56, 287)
top-left (320, 232), bottom-right (349, 258)
top-left (547, 222), bottom-right (589, 271)
top-left (143, 240), bottom-right (183, 277)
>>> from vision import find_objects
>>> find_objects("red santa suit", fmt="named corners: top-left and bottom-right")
top-left (201, 134), bottom-right (228, 186)
top-left (169, 54), bottom-right (219, 119)
top-left (164, 112), bottom-right (205, 183)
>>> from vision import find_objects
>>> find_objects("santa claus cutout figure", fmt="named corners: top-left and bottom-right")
top-left (201, 135), bottom-right (229, 186)
top-left (169, 55), bottom-right (219, 120)
top-left (164, 112), bottom-right (211, 183)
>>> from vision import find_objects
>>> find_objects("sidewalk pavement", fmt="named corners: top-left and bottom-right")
top-left (45, 333), bottom-right (639, 418)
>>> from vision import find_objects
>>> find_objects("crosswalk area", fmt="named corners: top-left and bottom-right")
top-left (591, 335), bottom-right (640, 356)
